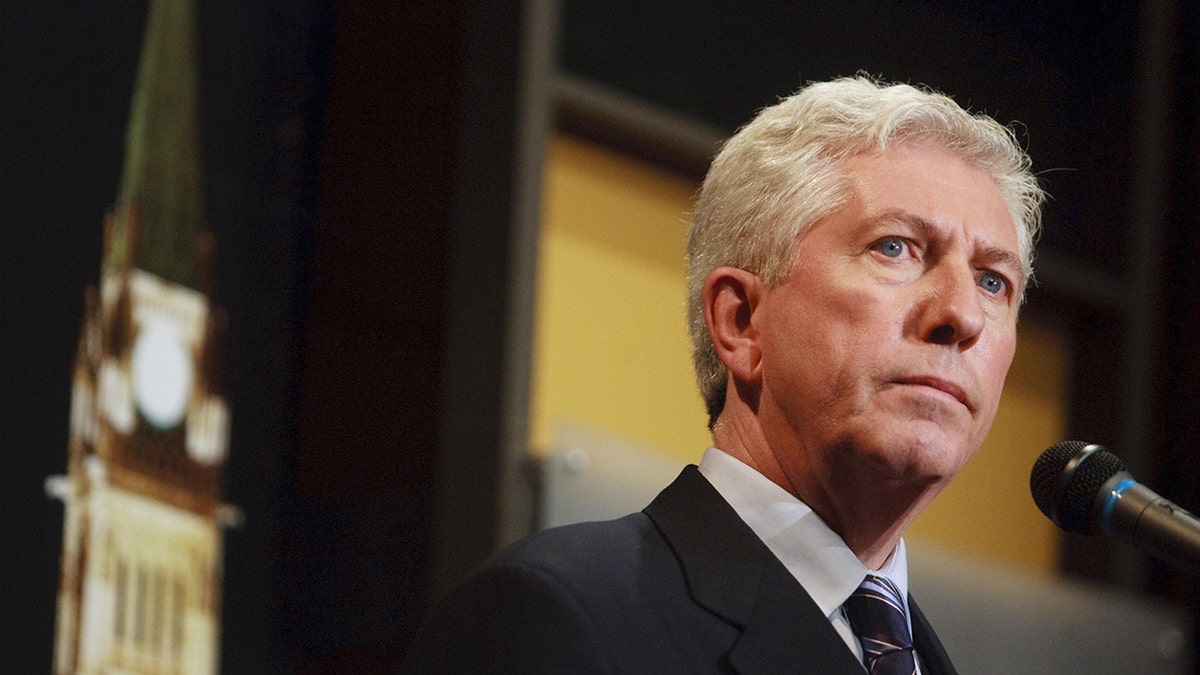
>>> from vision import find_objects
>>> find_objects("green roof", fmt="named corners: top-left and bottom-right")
top-left (108, 0), bottom-right (204, 287)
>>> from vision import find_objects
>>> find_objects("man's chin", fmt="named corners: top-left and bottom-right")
top-left (854, 429), bottom-right (973, 485)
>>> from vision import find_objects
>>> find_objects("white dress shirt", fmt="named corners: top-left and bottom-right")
top-left (698, 446), bottom-right (918, 669)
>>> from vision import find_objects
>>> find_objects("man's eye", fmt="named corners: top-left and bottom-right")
top-left (874, 237), bottom-right (908, 258)
top-left (980, 271), bottom-right (1007, 295)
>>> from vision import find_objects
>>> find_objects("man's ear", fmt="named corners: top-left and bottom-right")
top-left (703, 266), bottom-right (764, 385)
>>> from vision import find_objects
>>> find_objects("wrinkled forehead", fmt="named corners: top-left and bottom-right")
top-left (828, 141), bottom-right (1032, 279)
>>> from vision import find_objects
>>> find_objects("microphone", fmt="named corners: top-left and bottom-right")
top-left (1030, 440), bottom-right (1200, 575)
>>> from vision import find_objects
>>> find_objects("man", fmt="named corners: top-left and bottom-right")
top-left (404, 76), bottom-right (1044, 673)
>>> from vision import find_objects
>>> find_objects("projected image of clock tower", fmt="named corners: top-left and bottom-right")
top-left (48, 1), bottom-right (234, 672)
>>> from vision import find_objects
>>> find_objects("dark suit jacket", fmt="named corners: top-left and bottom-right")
top-left (404, 466), bottom-right (957, 674)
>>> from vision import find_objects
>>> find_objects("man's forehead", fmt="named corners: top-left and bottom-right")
top-left (835, 146), bottom-right (1025, 261)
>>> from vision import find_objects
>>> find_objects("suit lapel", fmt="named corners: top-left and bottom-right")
top-left (910, 595), bottom-right (958, 675)
top-left (726, 562), bottom-right (865, 674)
top-left (644, 467), bottom-right (865, 674)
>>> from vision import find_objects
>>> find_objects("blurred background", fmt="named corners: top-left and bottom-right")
top-left (2, 0), bottom-right (1199, 672)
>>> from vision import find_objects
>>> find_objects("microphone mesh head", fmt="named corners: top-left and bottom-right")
top-left (1030, 441), bottom-right (1126, 533)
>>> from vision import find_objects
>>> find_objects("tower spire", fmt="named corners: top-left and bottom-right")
top-left (108, 0), bottom-right (204, 287)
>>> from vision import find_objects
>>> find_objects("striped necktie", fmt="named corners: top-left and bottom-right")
top-left (843, 574), bottom-right (917, 675)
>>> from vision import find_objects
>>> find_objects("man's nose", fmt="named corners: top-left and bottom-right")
top-left (921, 263), bottom-right (986, 349)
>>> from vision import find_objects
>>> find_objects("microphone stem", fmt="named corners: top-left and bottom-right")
top-left (1100, 480), bottom-right (1200, 576)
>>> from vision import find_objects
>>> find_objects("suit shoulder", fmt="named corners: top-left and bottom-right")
top-left (404, 514), bottom-right (669, 673)
top-left (495, 514), bottom-right (659, 573)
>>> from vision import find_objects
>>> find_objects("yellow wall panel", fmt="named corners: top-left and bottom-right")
top-left (530, 135), bottom-right (710, 461)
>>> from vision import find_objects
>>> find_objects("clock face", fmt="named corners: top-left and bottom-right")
top-left (131, 318), bottom-right (194, 430)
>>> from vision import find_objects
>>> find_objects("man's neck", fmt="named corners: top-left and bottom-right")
top-left (711, 417), bottom-right (942, 570)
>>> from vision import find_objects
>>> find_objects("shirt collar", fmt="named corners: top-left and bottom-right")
top-left (697, 447), bottom-right (910, 617)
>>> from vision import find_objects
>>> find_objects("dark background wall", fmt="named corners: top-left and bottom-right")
top-left (2, 1), bottom-right (1198, 672)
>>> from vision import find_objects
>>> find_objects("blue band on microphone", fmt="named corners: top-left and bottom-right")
top-left (1101, 478), bottom-right (1137, 522)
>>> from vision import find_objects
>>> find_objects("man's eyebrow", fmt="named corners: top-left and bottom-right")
top-left (977, 245), bottom-right (1025, 280)
top-left (852, 209), bottom-right (936, 240)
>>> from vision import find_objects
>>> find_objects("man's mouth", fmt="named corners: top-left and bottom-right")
top-left (893, 375), bottom-right (972, 412)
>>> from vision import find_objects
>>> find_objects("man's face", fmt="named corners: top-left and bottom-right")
top-left (754, 142), bottom-right (1022, 507)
